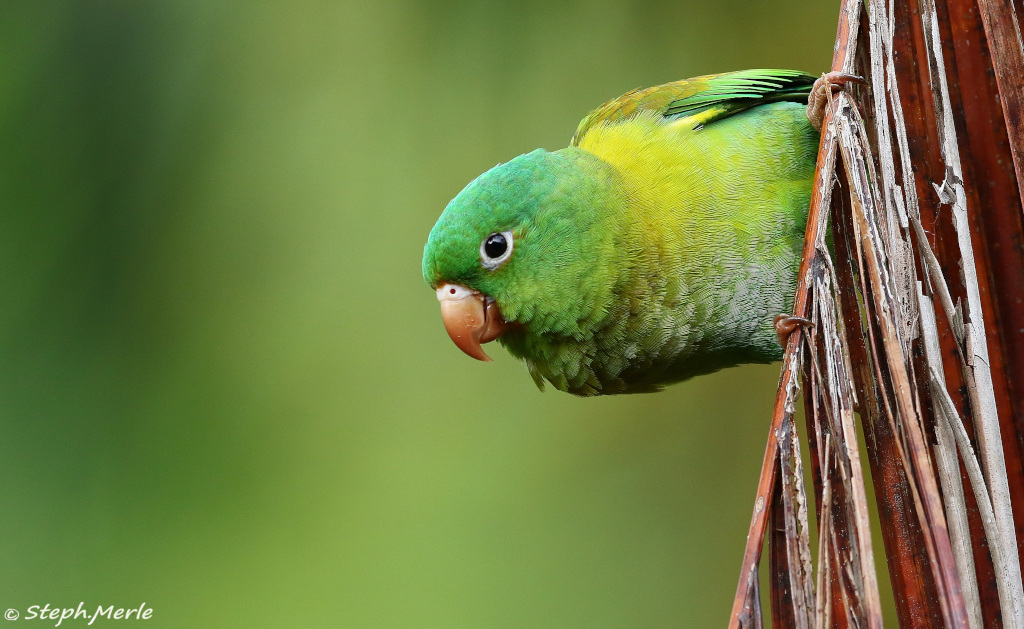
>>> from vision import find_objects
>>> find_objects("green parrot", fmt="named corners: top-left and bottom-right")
top-left (422, 69), bottom-right (837, 396)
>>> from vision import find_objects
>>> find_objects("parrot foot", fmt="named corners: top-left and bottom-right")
top-left (807, 72), bottom-right (866, 132)
top-left (774, 314), bottom-right (815, 348)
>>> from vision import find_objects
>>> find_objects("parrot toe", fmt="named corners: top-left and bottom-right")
top-left (774, 314), bottom-right (815, 349)
top-left (807, 72), bottom-right (866, 132)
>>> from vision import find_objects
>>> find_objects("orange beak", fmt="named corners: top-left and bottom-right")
top-left (435, 283), bottom-right (510, 361)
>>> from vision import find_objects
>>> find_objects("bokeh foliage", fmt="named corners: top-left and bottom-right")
top-left (0, 1), bottom-right (836, 626)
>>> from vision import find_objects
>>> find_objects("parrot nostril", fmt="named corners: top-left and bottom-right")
top-left (437, 283), bottom-right (477, 303)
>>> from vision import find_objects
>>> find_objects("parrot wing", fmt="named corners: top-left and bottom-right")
top-left (570, 69), bottom-right (816, 145)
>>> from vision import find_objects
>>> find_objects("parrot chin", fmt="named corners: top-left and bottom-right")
top-left (435, 283), bottom-right (510, 361)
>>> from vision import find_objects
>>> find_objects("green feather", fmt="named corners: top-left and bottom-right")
top-left (572, 69), bottom-right (815, 142)
top-left (663, 70), bottom-right (815, 127)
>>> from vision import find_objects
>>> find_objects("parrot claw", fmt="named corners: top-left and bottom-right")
top-left (807, 72), bottom-right (866, 132)
top-left (774, 314), bottom-right (815, 348)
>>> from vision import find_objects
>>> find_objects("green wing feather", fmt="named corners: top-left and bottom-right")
top-left (571, 69), bottom-right (815, 145)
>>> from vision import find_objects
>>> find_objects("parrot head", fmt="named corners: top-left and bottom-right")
top-left (422, 147), bottom-right (623, 368)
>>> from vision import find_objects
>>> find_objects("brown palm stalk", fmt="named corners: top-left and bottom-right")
top-left (729, 0), bottom-right (1024, 626)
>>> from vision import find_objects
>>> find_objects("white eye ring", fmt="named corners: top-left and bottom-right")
top-left (480, 230), bottom-right (514, 270)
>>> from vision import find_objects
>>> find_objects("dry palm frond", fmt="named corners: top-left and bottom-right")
top-left (729, 0), bottom-right (1024, 626)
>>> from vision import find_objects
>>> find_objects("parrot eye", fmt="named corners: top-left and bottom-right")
top-left (480, 231), bottom-right (513, 270)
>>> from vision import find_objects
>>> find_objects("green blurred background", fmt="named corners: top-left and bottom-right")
top-left (0, 1), bottom-right (840, 626)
